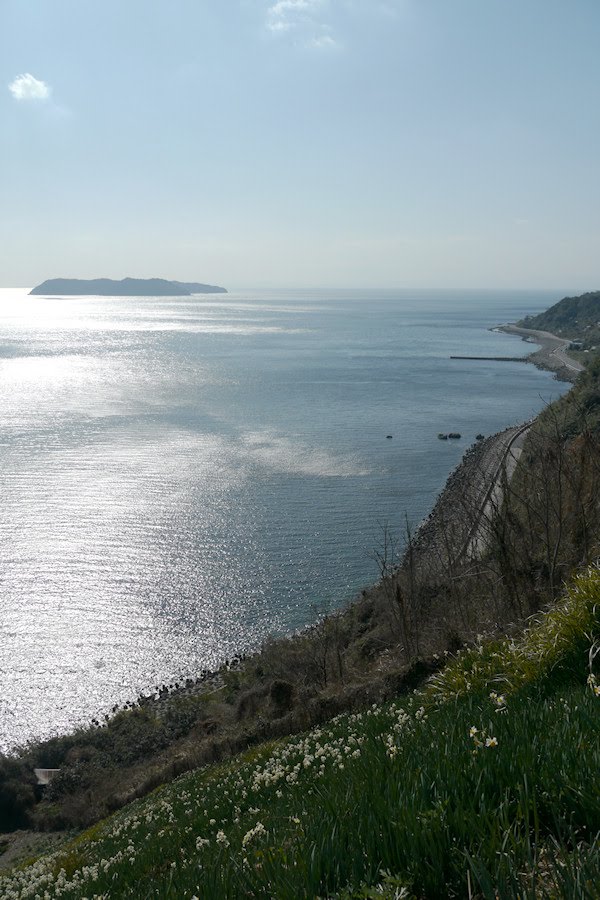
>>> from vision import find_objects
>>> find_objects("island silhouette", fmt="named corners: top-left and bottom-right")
top-left (30, 277), bottom-right (227, 296)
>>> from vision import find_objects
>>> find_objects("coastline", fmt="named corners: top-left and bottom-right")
top-left (1, 310), bottom-right (589, 851)
top-left (203, 319), bottom-right (584, 763)
top-left (404, 321), bottom-right (584, 572)
top-left (17, 321), bottom-right (583, 734)
top-left (496, 322), bottom-right (584, 382)
top-left (146, 321), bottom-right (583, 694)
top-left (406, 422), bottom-right (531, 572)
top-left (2, 300), bottom-right (575, 756)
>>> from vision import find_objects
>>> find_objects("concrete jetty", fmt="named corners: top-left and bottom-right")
top-left (450, 355), bottom-right (528, 362)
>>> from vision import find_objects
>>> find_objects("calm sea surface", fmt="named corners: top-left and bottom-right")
top-left (0, 288), bottom-right (568, 749)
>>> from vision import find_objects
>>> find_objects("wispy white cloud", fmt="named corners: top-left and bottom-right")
top-left (268, 0), bottom-right (319, 21)
top-left (266, 0), bottom-right (334, 45)
top-left (268, 18), bottom-right (292, 33)
top-left (267, 0), bottom-right (319, 31)
top-left (308, 33), bottom-right (338, 49)
top-left (8, 73), bottom-right (51, 101)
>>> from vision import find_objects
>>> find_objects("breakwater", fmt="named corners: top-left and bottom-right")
top-left (450, 355), bottom-right (529, 362)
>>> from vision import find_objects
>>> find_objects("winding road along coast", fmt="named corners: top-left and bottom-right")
top-left (407, 325), bottom-right (584, 573)
top-left (497, 323), bottom-right (584, 381)
top-left (408, 423), bottom-right (532, 574)
top-left (460, 325), bottom-right (585, 558)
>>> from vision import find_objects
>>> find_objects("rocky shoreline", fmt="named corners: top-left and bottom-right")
top-left (405, 426), bottom-right (524, 572)
top-left (404, 322), bottom-right (582, 574)
top-left (496, 323), bottom-right (583, 382)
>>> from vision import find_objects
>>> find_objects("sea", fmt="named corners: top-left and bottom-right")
top-left (0, 287), bottom-right (569, 751)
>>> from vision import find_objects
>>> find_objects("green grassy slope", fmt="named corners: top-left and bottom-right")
top-left (3, 567), bottom-right (600, 899)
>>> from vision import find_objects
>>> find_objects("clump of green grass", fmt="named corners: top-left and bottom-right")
top-left (3, 568), bottom-right (600, 899)
top-left (427, 564), bottom-right (600, 703)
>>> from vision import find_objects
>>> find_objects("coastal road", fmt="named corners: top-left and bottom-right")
top-left (461, 324), bottom-right (584, 559)
top-left (499, 324), bottom-right (584, 377)
top-left (409, 423), bottom-right (533, 574)
top-left (464, 423), bottom-right (531, 559)
top-left (549, 341), bottom-right (584, 374)
top-left (410, 323), bottom-right (582, 574)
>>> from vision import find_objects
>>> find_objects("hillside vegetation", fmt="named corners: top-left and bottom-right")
top-left (2, 567), bottom-right (599, 898)
top-left (520, 291), bottom-right (600, 346)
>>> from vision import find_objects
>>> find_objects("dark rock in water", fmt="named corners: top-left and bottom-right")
top-left (438, 433), bottom-right (448, 440)
top-left (30, 277), bottom-right (227, 296)
top-left (448, 432), bottom-right (461, 439)
top-left (386, 435), bottom-right (393, 439)
top-left (476, 433), bottom-right (485, 440)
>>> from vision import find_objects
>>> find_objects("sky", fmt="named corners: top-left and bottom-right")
top-left (1, 0), bottom-right (599, 290)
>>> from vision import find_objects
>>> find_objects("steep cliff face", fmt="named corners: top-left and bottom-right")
top-left (29, 277), bottom-right (227, 296)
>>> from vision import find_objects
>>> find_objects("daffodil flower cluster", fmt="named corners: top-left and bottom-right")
top-left (242, 821), bottom-right (266, 847)
top-left (587, 672), bottom-right (600, 697)
top-left (0, 698), bottom-right (410, 899)
top-left (489, 691), bottom-right (507, 711)
top-left (382, 701), bottom-right (431, 759)
top-left (251, 726), bottom-right (364, 791)
top-left (469, 726), bottom-right (498, 752)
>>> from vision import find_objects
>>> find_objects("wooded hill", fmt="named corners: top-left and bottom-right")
top-left (520, 290), bottom-right (600, 345)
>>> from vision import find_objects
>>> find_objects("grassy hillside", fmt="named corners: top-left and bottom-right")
top-left (520, 290), bottom-right (600, 346)
top-left (2, 567), bottom-right (599, 898)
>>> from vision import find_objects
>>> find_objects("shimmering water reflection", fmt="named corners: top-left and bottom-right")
top-left (0, 288), bottom-right (566, 749)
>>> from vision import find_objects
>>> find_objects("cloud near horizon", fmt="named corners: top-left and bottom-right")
top-left (8, 73), bottom-right (51, 101)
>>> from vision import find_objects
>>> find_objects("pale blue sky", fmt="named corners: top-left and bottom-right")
top-left (1, 0), bottom-right (599, 289)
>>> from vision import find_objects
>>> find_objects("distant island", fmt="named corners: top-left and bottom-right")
top-left (30, 277), bottom-right (227, 296)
